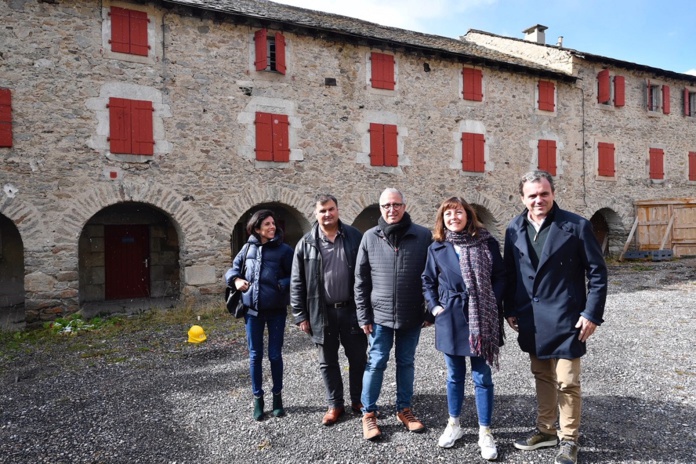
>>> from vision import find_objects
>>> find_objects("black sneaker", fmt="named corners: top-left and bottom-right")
top-left (514, 430), bottom-right (559, 450)
top-left (554, 440), bottom-right (579, 464)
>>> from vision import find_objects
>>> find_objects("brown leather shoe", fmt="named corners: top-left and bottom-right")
top-left (397, 408), bottom-right (426, 433)
top-left (362, 412), bottom-right (382, 440)
top-left (322, 406), bottom-right (345, 426)
top-left (351, 402), bottom-right (363, 414)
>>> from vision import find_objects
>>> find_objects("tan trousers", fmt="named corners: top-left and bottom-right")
top-left (530, 355), bottom-right (582, 442)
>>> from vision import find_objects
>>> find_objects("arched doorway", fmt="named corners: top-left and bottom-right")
top-left (0, 213), bottom-right (24, 328)
top-left (230, 203), bottom-right (307, 258)
top-left (78, 202), bottom-right (181, 303)
top-left (590, 208), bottom-right (623, 256)
top-left (352, 205), bottom-right (381, 233)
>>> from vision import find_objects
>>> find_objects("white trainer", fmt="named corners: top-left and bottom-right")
top-left (479, 430), bottom-right (498, 460)
top-left (438, 418), bottom-right (464, 448)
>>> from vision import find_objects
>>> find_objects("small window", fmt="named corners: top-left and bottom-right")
top-left (598, 142), bottom-right (615, 177)
top-left (255, 112), bottom-right (289, 162)
top-left (537, 139), bottom-right (557, 175)
top-left (461, 132), bottom-right (485, 173)
top-left (370, 52), bottom-right (395, 90)
top-left (0, 88), bottom-right (12, 148)
top-left (254, 30), bottom-right (286, 74)
top-left (597, 70), bottom-right (624, 107)
top-left (462, 68), bottom-right (483, 101)
top-left (688, 152), bottom-right (696, 181)
top-left (108, 97), bottom-right (154, 155)
top-left (369, 123), bottom-right (398, 166)
top-left (649, 148), bottom-right (664, 180)
top-left (110, 7), bottom-right (149, 56)
top-left (646, 81), bottom-right (669, 113)
top-left (684, 88), bottom-right (696, 117)
top-left (537, 80), bottom-right (555, 112)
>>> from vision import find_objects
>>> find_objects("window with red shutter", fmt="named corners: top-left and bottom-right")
top-left (538, 140), bottom-right (557, 175)
top-left (371, 52), bottom-right (395, 90)
top-left (108, 97), bottom-right (154, 155)
top-left (613, 76), bottom-right (625, 107)
top-left (597, 142), bottom-right (615, 177)
top-left (538, 80), bottom-right (555, 112)
top-left (649, 148), bottom-right (664, 180)
top-left (689, 152), bottom-right (696, 181)
top-left (462, 68), bottom-right (483, 101)
top-left (0, 88), bottom-right (12, 148)
top-left (110, 7), bottom-right (149, 57)
top-left (369, 123), bottom-right (398, 166)
top-left (255, 112), bottom-right (290, 162)
top-left (662, 85), bottom-right (670, 114)
top-left (462, 132), bottom-right (485, 173)
top-left (597, 69), bottom-right (610, 104)
top-left (254, 30), bottom-right (286, 74)
top-left (684, 88), bottom-right (696, 117)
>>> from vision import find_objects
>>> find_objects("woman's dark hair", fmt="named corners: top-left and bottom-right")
top-left (246, 209), bottom-right (276, 238)
top-left (432, 196), bottom-right (483, 242)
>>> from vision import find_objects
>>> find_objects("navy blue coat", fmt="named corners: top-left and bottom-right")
top-left (422, 237), bottom-right (505, 357)
top-left (503, 203), bottom-right (608, 359)
top-left (225, 233), bottom-right (293, 317)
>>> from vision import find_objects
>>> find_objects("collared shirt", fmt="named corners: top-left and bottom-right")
top-left (318, 227), bottom-right (351, 304)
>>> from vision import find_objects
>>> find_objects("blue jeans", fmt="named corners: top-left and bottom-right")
top-left (361, 324), bottom-right (421, 413)
top-left (443, 353), bottom-right (494, 426)
top-left (245, 312), bottom-right (286, 397)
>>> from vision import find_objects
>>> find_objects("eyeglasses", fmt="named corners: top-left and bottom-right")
top-left (380, 203), bottom-right (404, 210)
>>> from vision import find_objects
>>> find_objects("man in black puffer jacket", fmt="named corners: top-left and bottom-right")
top-left (354, 188), bottom-right (432, 441)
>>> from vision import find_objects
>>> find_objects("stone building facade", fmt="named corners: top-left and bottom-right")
top-left (1, 0), bottom-right (694, 326)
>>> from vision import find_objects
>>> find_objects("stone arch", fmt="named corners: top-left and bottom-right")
top-left (58, 180), bottom-right (210, 254)
top-left (0, 196), bottom-right (50, 253)
top-left (459, 191), bottom-right (509, 237)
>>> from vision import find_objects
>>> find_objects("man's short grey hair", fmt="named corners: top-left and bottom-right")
top-left (380, 188), bottom-right (405, 204)
top-left (315, 193), bottom-right (338, 207)
top-left (518, 170), bottom-right (555, 196)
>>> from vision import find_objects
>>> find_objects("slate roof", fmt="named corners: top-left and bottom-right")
top-left (467, 29), bottom-right (696, 84)
top-left (161, 0), bottom-right (575, 81)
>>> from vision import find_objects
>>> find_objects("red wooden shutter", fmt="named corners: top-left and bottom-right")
top-left (597, 69), bottom-right (610, 103)
top-left (274, 32), bottom-right (286, 75)
top-left (384, 124), bottom-right (398, 166)
top-left (462, 68), bottom-right (483, 101)
top-left (685, 88), bottom-right (691, 116)
top-left (371, 53), bottom-right (395, 90)
top-left (254, 112), bottom-right (273, 161)
top-left (369, 123), bottom-right (385, 166)
top-left (0, 88), bottom-right (12, 147)
top-left (110, 7), bottom-right (131, 54)
top-left (109, 97), bottom-right (131, 154)
top-left (273, 114), bottom-right (290, 162)
top-left (254, 29), bottom-right (268, 71)
top-left (462, 133), bottom-right (484, 172)
top-left (129, 9), bottom-right (149, 56)
top-left (132, 100), bottom-right (154, 155)
top-left (613, 76), bottom-right (625, 107)
top-left (597, 142), bottom-right (615, 177)
top-left (662, 85), bottom-right (670, 114)
top-left (649, 148), bottom-right (664, 179)
top-left (538, 140), bottom-right (557, 175)
top-left (689, 152), bottom-right (696, 181)
top-left (538, 80), bottom-right (555, 111)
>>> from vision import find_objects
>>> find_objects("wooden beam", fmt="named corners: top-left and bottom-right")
top-left (659, 214), bottom-right (675, 250)
top-left (620, 217), bottom-right (640, 261)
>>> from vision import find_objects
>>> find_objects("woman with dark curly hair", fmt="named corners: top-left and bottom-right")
top-left (226, 209), bottom-right (293, 421)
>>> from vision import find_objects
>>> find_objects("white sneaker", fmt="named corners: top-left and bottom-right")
top-left (438, 418), bottom-right (464, 448)
top-left (479, 430), bottom-right (498, 460)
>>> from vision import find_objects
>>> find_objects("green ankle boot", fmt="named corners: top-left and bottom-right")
top-left (272, 392), bottom-right (285, 417)
top-left (253, 396), bottom-right (264, 421)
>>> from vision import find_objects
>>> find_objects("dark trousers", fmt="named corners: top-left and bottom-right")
top-left (317, 306), bottom-right (368, 408)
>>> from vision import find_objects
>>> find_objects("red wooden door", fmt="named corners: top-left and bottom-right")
top-left (105, 225), bottom-right (150, 299)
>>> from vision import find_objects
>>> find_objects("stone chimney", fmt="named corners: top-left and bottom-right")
top-left (522, 24), bottom-right (548, 44)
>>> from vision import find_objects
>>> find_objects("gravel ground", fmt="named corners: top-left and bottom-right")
top-left (1, 258), bottom-right (695, 464)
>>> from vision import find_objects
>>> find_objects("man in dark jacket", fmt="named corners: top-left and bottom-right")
top-left (291, 194), bottom-right (367, 426)
top-left (354, 188), bottom-right (432, 441)
top-left (503, 171), bottom-right (607, 464)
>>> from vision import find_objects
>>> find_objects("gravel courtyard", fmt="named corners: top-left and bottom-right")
top-left (1, 258), bottom-right (695, 464)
